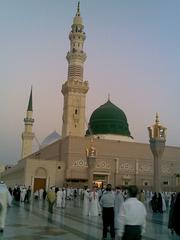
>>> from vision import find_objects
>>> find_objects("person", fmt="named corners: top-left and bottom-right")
top-left (168, 193), bottom-right (176, 234)
top-left (82, 188), bottom-right (90, 216)
top-left (47, 187), bottom-right (56, 213)
top-left (39, 188), bottom-right (44, 200)
top-left (114, 187), bottom-right (124, 230)
top-left (0, 181), bottom-right (12, 233)
top-left (100, 184), bottom-right (115, 240)
top-left (43, 188), bottom-right (47, 200)
top-left (116, 185), bottom-right (147, 240)
top-left (61, 188), bottom-right (66, 208)
top-left (89, 186), bottom-right (99, 216)
top-left (24, 186), bottom-right (31, 203)
top-left (151, 192), bottom-right (158, 212)
top-left (138, 190), bottom-right (145, 204)
top-left (34, 190), bottom-right (39, 200)
top-left (157, 192), bottom-right (163, 213)
top-left (56, 188), bottom-right (63, 208)
top-left (168, 192), bottom-right (180, 236)
top-left (13, 185), bottom-right (21, 201)
top-left (20, 186), bottom-right (27, 202)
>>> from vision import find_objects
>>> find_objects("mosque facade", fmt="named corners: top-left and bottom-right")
top-left (2, 4), bottom-right (180, 192)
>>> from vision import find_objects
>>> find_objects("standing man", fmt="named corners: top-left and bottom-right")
top-left (24, 186), bottom-right (31, 203)
top-left (100, 184), bottom-right (115, 240)
top-left (116, 185), bottom-right (147, 240)
top-left (0, 181), bottom-right (12, 233)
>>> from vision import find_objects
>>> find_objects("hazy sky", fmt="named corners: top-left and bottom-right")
top-left (1, 0), bottom-right (180, 164)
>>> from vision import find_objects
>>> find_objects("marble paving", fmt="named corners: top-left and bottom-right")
top-left (0, 198), bottom-right (179, 240)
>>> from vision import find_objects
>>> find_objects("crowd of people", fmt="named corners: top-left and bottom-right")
top-left (0, 181), bottom-right (180, 239)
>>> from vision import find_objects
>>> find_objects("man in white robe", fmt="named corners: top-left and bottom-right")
top-left (114, 187), bottom-right (124, 230)
top-left (89, 187), bottom-right (99, 216)
top-left (0, 181), bottom-right (12, 233)
top-left (116, 185), bottom-right (147, 240)
top-left (39, 188), bottom-right (44, 200)
top-left (56, 188), bottom-right (63, 207)
top-left (61, 188), bottom-right (66, 208)
top-left (20, 186), bottom-right (27, 202)
top-left (83, 189), bottom-right (90, 216)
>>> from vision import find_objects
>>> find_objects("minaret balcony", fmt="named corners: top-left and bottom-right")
top-left (66, 51), bottom-right (86, 63)
top-left (69, 31), bottom-right (86, 41)
top-left (24, 118), bottom-right (34, 124)
top-left (61, 80), bottom-right (89, 95)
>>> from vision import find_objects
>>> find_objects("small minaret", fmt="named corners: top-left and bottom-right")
top-left (21, 88), bottom-right (35, 159)
top-left (148, 113), bottom-right (167, 193)
top-left (61, 2), bottom-right (89, 137)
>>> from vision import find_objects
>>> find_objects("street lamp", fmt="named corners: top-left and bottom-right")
top-left (86, 138), bottom-right (96, 189)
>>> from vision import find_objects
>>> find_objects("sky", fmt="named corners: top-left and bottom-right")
top-left (0, 0), bottom-right (180, 165)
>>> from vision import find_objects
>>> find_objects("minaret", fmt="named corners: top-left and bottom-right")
top-left (61, 2), bottom-right (89, 137)
top-left (148, 113), bottom-right (167, 193)
top-left (21, 88), bottom-right (35, 158)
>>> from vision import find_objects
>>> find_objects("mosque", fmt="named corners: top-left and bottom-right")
top-left (2, 3), bottom-right (180, 192)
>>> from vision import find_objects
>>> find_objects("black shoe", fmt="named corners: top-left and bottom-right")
top-left (0, 229), bottom-right (4, 233)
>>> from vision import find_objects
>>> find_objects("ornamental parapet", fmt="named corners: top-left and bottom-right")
top-left (66, 51), bottom-right (86, 63)
top-left (69, 31), bottom-right (86, 41)
top-left (61, 80), bottom-right (89, 94)
top-left (24, 117), bottom-right (34, 124)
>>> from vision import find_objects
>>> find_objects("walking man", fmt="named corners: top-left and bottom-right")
top-left (116, 185), bottom-right (146, 240)
top-left (0, 181), bottom-right (12, 233)
top-left (47, 187), bottom-right (56, 213)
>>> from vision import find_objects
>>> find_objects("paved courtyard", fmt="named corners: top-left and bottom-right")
top-left (0, 198), bottom-right (179, 240)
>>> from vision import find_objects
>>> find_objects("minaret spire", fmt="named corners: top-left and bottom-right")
top-left (21, 88), bottom-right (35, 159)
top-left (27, 86), bottom-right (33, 111)
top-left (61, 3), bottom-right (89, 137)
top-left (77, 2), bottom-right (80, 15)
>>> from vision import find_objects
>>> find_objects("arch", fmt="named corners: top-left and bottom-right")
top-left (35, 167), bottom-right (47, 178)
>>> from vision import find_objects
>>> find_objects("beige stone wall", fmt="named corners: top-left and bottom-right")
top-left (37, 141), bottom-right (60, 160)
top-left (1, 160), bottom-right (26, 187)
top-left (65, 136), bottom-right (180, 190)
top-left (2, 135), bottom-right (180, 191)
top-left (25, 159), bottom-right (57, 191)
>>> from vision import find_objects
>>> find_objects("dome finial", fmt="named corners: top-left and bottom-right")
top-left (108, 93), bottom-right (110, 101)
top-left (155, 112), bottom-right (160, 125)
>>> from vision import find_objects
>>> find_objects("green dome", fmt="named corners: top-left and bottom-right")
top-left (86, 100), bottom-right (132, 137)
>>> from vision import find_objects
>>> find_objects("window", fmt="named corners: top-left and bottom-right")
top-left (163, 181), bottom-right (169, 185)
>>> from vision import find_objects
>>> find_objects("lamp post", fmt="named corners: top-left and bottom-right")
top-left (148, 113), bottom-right (167, 193)
top-left (86, 139), bottom-right (96, 189)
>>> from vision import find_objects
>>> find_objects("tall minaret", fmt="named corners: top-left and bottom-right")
top-left (148, 113), bottom-right (167, 193)
top-left (61, 2), bottom-right (89, 137)
top-left (21, 88), bottom-right (35, 158)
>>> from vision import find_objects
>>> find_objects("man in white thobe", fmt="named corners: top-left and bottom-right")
top-left (39, 188), bottom-right (44, 200)
top-left (0, 181), bottom-right (12, 233)
top-left (20, 186), bottom-right (27, 202)
top-left (116, 185), bottom-right (147, 240)
top-left (61, 188), bottom-right (66, 208)
top-left (114, 187), bottom-right (124, 230)
top-left (89, 187), bottom-right (99, 216)
top-left (56, 188), bottom-right (63, 207)
top-left (83, 189), bottom-right (90, 216)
